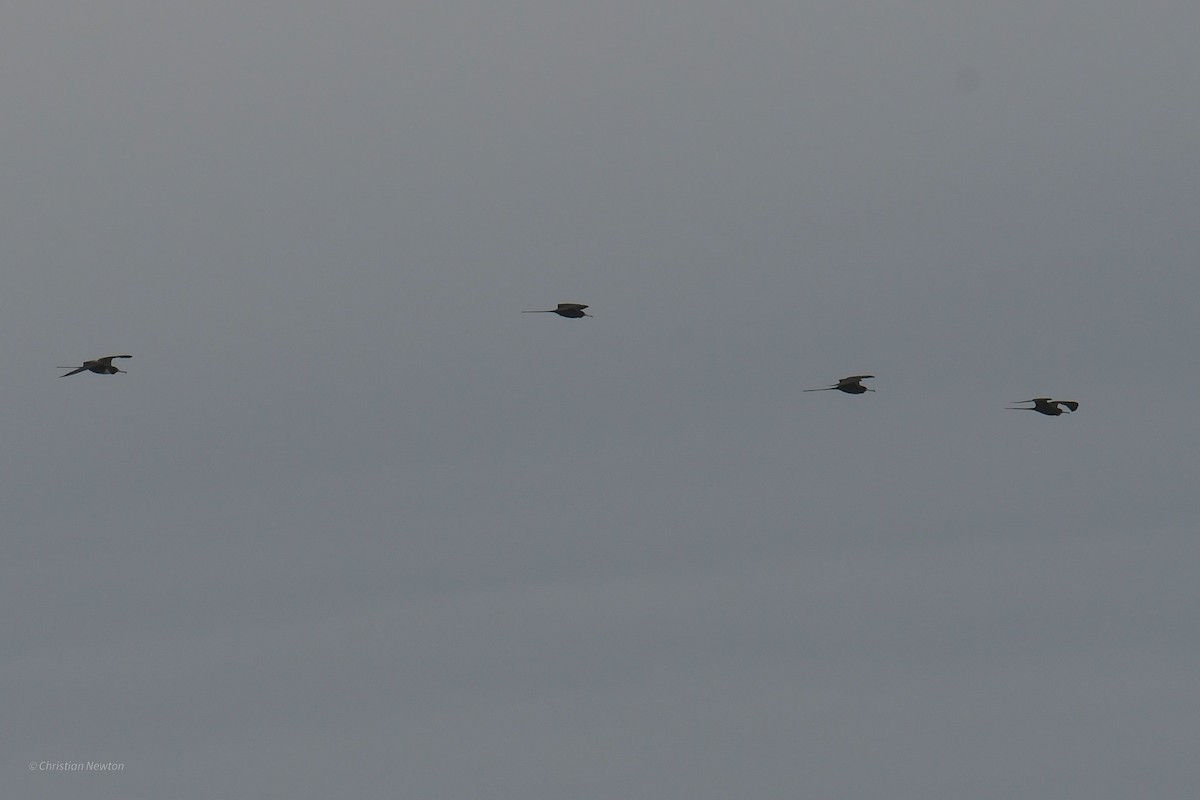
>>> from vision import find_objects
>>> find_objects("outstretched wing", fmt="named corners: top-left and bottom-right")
top-left (60, 367), bottom-right (86, 377)
top-left (1057, 401), bottom-right (1079, 413)
top-left (96, 355), bottom-right (132, 365)
top-left (842, 375), bottom-right (874, 381)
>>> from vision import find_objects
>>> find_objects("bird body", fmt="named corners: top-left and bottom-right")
top-left (1007, 398), bottom-right (1078, 416)
top-left (59, 355), bottom-right (132, 377)
top-left (804, 375), bottom-right (875, 394)
top-left (522, 303), bottom-right (592, 318)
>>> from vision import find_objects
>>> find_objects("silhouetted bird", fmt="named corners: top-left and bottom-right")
top-left (1007, 398), bottom-right (1079, 416)
top-left (522, 303), bottom-right (592, 318)
top-left (59, 355), bottom-right (132, 377)
top-left (804, 375), bottom-right (875, 394)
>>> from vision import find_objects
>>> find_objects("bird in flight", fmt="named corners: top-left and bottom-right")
top-left (804, 375), bottom-right (875, 394)
top-left (1007, 398), bottom-right (1079, 416)
top-left (522, 303), bottom-right (592, 318)
top-left (59, 355), bottom-right (132, 377)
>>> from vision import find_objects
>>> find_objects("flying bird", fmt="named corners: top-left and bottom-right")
top-left (1007, 398), bottom-right (1079, 416)
top-left (58, 355), bottom-right (132, 377)
top-left (522, 303), bottom-right (592, 318)
top-left (803, 375), bottom-right (875, 394)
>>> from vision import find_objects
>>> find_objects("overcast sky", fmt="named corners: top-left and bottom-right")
top-left (4, 1), bottom-right (1199, 797)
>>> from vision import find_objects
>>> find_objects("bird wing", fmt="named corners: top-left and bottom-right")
top-left (1057, 401), bottom-right (1079, 412)
top-left (60, 367), bottom-right (86, 377)
top-left (841, 375), bottom-right (874, 383)
top-left (96, 355), bottom-right (132, 365)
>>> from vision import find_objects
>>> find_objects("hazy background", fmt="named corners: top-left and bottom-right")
top-left (4, 1), bottom-right (1198, 797)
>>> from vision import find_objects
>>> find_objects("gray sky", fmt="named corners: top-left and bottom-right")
top-left (5, 1), bottom-right (1199, 797)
